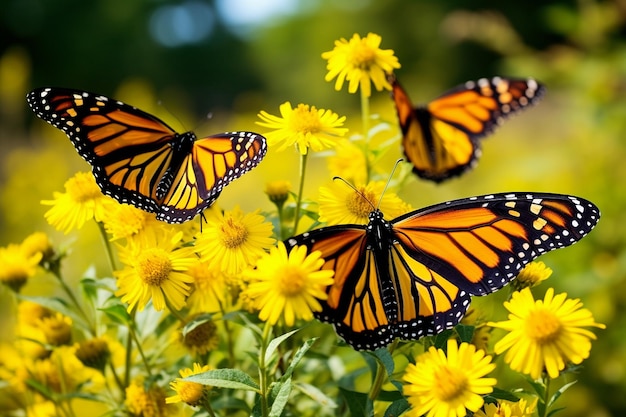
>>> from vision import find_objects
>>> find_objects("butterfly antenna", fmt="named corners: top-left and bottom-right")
top-left (332, 176), bottom-right (377, 212)
top-left (376, 159), bottom-right (404, 209)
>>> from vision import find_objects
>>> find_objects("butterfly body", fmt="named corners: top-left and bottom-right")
top-left (27, 87), bottom-right (267, 223)
top-left (286, 192), bottom-right (599, 350)
top-left (389, 75), bottom-right (545, 182)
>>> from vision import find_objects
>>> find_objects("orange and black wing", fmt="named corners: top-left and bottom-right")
top-left (159, 131), bottom-right (267, 223)
top-left (286, 192), bottom-right (599, 350)
top-left (389, 75), bottom-right (545, 183)
top-left (27, 87), bottom-right (267, 223)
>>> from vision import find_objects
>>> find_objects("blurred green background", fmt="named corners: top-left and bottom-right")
top-left (1, 0), bottom-right (625, 416)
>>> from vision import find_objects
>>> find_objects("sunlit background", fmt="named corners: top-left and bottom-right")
top-left (1, 0), bottom-right (625, 415)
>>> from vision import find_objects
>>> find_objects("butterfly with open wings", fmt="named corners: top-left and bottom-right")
top-left (27, 87), bottom-right (267, 223)
top-left (388, 74), bottom-right (545, 183)
top-left (285, 192), bottom-right (599, 350)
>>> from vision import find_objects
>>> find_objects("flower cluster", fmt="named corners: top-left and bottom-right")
top-left (0, 32), bottom-right (605, 417)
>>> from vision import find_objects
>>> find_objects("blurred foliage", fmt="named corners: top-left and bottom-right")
top-left (1, 0), bottom-right (626, 416)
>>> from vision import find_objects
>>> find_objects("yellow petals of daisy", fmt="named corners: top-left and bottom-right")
top-left (243, 242), bottom-right (334, 326)
top-left (488, 287), bottom-right (605, 379)
top-left (166, 363), bottom-right (212, 407)
top-left (0, 243), bottom-right (42, 292)
top-left (114, 227), bottom-right (197, 312)
top-left (257, 102), bottom-right (348, 155)
top-left (195, 206), bottom-right (275, 276)
top-left (403, 339), bottom-right (496, 417)
top-left (511, 261), bottom-right (553, 291)
top-left (318, 180), bottom-right (412, 226)
top-left (41, 171), bottom-right (116, 234)
top-left (322, 32), bottom-right (400, 97)
top-left (474, 398), bottom-right (536, 417)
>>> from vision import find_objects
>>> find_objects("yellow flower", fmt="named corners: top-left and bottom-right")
top-left (180, 316), bottom-right (220, 355)
top-left (511, 261), bottom-right (553, 291)
top-left (38, 313), bottom-right (72, 346)
top-left (186, 260), bottom-right (229, 314)
top-left (327, 139), bottom-right (368, 186)
top-left (166, 363), bottom-right (212, 406)
top-left (265, 180), bottom-right (292, 207)
top-left (403, 339), bottom-right (497, 417)
top-left (20, 231), bottom-right (54, 263)
top-left (474, 398), bottom-right (536, 417)
top-left (101, 201), bottom-right (160, 240)
top-left (125, 378), bottom-right (173, 417)
top-left (41, 171), bottom-right (116, 234)
top-left (29, 346), bottom-right (104, 394)
top-left (114, 226), bottom-right (197, 312)
top-left (317, 180), bottom-right (412, 226)
top-left (243, 242), bottom-right (334, 326)
top-left (322, 32), bottom-right (401, 97)
top-left (0, 243), bottom-right (41, 292)
top-left (75, 337), bottom-right (111, 372)
top-left (257, 102), bottom-right (348, 155)
top-left (195, 206), bottom-right (275, 276)
top-left (488, 287), bottom-right (605, 379)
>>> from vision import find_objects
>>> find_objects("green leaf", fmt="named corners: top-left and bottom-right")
top-left (548, 380), bottom-right (577, 408)
top-left (282, 338), bottom-right (316, 381)
top-left (265, 329), bottom-right (299, 365)
top-left (524, 376), bottom-right (546, 398)
top-left (384, 397), bottom-right (410, 417)
top-left (184, 369), bottom-right (259, 391)
top-left (80, 277), bottom-right (99, 305)
top-left (547, 406), bottom-right (567, 417)
top-left (339, 387), bottom-right (370, 417)
top-left (378, 389), bottom-right (404, 402)
top-left (99, 302), bottom-right (131, 325)
top-left (294, 382), bottom-right (338, 409)
top-left (455, 324), bottom-right (475, 343)
top-left (269, 378), bottom-right (292, 417)
top-left (486, 387), bottom-right (520, 402)
top-left (211, 396), bottom-right (251, 413)
top-left (374, 347), bottom-right (395, 376)
top-left (432, 329), bottom-right (455, 350)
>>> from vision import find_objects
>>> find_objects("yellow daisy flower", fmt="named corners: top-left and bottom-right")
top-left (195, 206), bottom-right (275, 276)
top-left (511, 261), bottom-right (553, 291)
top-left (186, 260), bottom-right (229, 314)
top-left (166, 363), bottom-right (212, 406)
top-left (38, 312), bottom-right (72, 346)
top-left (474, 398), bottom-right (536, 417)
top-left (41, 171), bottom-right (117, 234)
top-left (179, 315), bottom-right (220, 355)
top-left (322, 32), bottom-right (401, 97)
top-left (125, 378), bottom-right (173, 417)
top-left (317, 180), bottom-right (412, 226)
top-left (0, 243), bottom-right (42, 292)
top-left (20, 231), bottom-right (54, 263)
top-left (101, 201), bottom-right (160, 241)
top-left (114, 226), bottom-right (197, 312)
top-left (257, 101), bottom-right (348, 155)
top-left (243, 242), bottom-right (334, 326)
top-left (402, 339), bottom-right (497, 417)
top-left (327, 139), bottom-right (368, 186)
top-left (265, 180), bottom-right (292, 207)
top-left (75, 337), bottom-right (111, 372)
top-left (488, 287), bottom-right (605, 379)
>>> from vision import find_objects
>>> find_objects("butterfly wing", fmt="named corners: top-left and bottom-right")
top-left (159, 131), bottom-right (267, 223)
top-left (287, 192), bottom-right (599, 350)
top-left (389, 75), bottom-right (545, 182)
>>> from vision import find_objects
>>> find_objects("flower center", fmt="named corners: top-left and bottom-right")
top-left (137, 249), bottom-right (172, 286)
top-left (346, 188), bottom-right (376, 220)
top-left (279, 265), bottom-right (306, 296)
top-left (65, 172), bottom-right (103, 202)
top-left (350, 43), bottom-right (376, 69)
top-left (526, 308), bottom-right (563, 344)
top-left (220, 218), bottom-right (249, 249)
top-left (290, 104), bottom-right (322, 134)
top-left (433, 365), bottom-right (469, 402)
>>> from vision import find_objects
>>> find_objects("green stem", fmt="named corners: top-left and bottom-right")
top-left (541, 375), bottom-right (551, 417)
top-left (258, 323), bottom-right (273, 417)
top-left (368, 338), bottom-right (399, 401)
top-left (292, 152), bottom-right (309, 235)
top-left (360, 87), bottom-right (372, 182)
top-left (49, 263), bottom-right (96, 336)
top-left (96, 221), bottom-right (117, 273)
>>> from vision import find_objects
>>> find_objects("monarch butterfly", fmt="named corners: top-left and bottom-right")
top-left (27, 87), bottom-right (267, 223)
top-left (388, 74), bottom-right (545, 183)
top-left (285, 192), bottom-right (599, 350)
